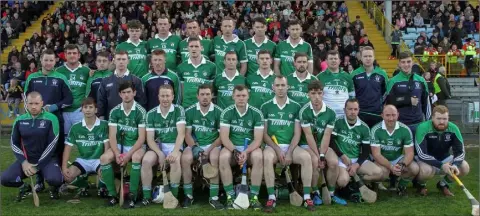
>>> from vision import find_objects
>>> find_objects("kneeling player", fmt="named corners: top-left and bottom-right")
top-left (219, 85), bottom-right (264, 210)
top-left (181, 84), bottom-right (223, 209)
top-left (330, 99), bottom-right (383, 191)
top-left (414, 105), bottom-right (470, 196)
top-left (371, 105), bottom-right (419, 196)
top-left (300, 80), bottom-right (346, 206)
top-left (99, 81), bottom-right (147, 208)
top-left (62, 98), bottom-right (109, 197)
top-left (140, 84), bottom-right (185, 206)
top-left (262, 75), bottom-right (315, 212)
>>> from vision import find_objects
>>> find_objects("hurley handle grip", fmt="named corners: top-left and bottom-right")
top-left (241, 138), bottom-right (249, 174)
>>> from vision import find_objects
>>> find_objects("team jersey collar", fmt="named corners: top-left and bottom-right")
top-left (121, 101), bottom-right (137, 116)
top-left (292, 71), bottom-right (312, 82)
top-left (222, 70), bottom-right (240, 82)
top-left (256, 69), bottom-right (274, 79)
top-left (155, 32), bottom-right (173, 41)
top-left (309, 101), bottom-right (327, 116)
top-left (26, 108), bottom-right (47, 118)
top-left (381, 120), bottom-right (400, 136)
top-left (64, 62), bottom-right (82, 72)
top-left (252, 36), bottom-right (269, 47)
top-left (115, 69), bottom-right (130, 77)
top-left (344, 116), bottom-right (362, 129)
top-left (235, 103), bottom-right (249, 117)
top-left (286, 37), bottom-right (304, 48)
top-left (221, 34), bottom-right (240, 43)
top-left (157, 104), bottom-right (175, 119)
top-left (273, 97), bottom-right (290, 110)
top-left (196, 102), bottom-right (214, 116)
top-left (151, 68), bottom-right (168, 76)
top-left (188, 56), bottom-right (207, 68)
top-left (126, 38), bottom-right (143, 46)
top-left (82, 117), bottom-right (101, 132)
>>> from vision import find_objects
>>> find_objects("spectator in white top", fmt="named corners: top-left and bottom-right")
top-left (414, 12), bottom-right (425, 28)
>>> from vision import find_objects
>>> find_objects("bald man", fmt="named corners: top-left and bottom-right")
top-left (370, 105), bottom-right (419, 196)
top-left (1, 92), bottom-right (63, 200)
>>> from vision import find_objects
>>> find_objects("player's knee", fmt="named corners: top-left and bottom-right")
top-left (181, 152), bottom-right (193, 165)
top-left (132, 151), bottom-right (145, 163)
top-left (45, 175), bottom-right (63, 187)
top-left (141, 156), bottom-right (155, 168)
top-left (219, 151), bottom-right (231, 165)
top-left (337, 173), bottom-right (350, 188)
top-left (459, 161), bottom-right (470, 176)
top-left (380, 166), bottom-right (390, 180)
top-left (417, 163), bottom-right (433, 180)
top-left (406, 162), bottom-right (420, 177)
top-left (299, 152), bottom-right (312, 166)
top-left (0, 172), bottom-right (16, 186)
top-left (263, 150), bottom-right (275, 165)
top-left (251, 150), bottom-right (263, 165)
top-left (100, 152), bottom-right (113, 164)
top-left (371, 165), bottom-right (384, 181)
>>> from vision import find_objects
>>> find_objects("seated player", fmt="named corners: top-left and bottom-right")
top-left (414, 105), bottom-right (470, 196)
top-left (99, 81), bottom-right (147, 208)
top-left (140, 84), bottom-right (185, 206)
top-left (219, 85), bottom-right (264, 210)
top-left (330, 99), bottom-right (384, 193)
top-left (370, 105), bottom-right (419, 196)
top-left (181, 84), bottom-right (224, 209)
top-left (62, 98), bottom-right (110, 197)
top-left (262, 75), bottom-right (315, 212)
top-left (1, 92), bottom-right (62, 200)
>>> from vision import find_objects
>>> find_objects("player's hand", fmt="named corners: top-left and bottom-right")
top-left (22, 161), bottom-right (37, 177)
top-left (411, 96), bottom-right (419, 106)
top-left (120, 153), bottom-right (130, 166)
top-left (167, 150), bottom-right (180, 163)
top-left (238, 152), bottom-right (247, 166)
top-left (391, 164), bottom-right (402, 176)
top-left (63, 168), bottom-right (73, 182)
top-left (89, 69), bottom-right (95, 77)
top-left (450, 165), bottom-right (460, 175)
top-left (285, 150), bottom-right (293, 166)
top-left (442, 163), bottom-right (453, 175)
top-left (115, 152), bottom-right (123, 165)
top-left (347, 163), bottom-right (360, 176)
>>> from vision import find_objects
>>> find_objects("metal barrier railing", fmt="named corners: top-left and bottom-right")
top-left (412, 54), bottom-right (480, 77)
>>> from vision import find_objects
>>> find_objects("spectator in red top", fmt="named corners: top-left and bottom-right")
top-left (24, 61), bottom-right (37, 80)
top-left (268, 16), bottom-right (280, 31)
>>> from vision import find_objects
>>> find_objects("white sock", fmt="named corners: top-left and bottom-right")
top-left (211, 196), bottom-right (218, 201)
top-left (315, 190), bottom-right (320, 195)
top-left (268, 194), bottom-right (276, 200)
top-left (329, 191), bottom-right (334, 196)
top-left (304, 194), bottom-right (311, 200)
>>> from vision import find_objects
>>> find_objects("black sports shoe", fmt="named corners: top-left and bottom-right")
top-left (123, 192), bottom-right (136, 209)
top-left (397, 186), bottom-right (408, 197)
top-left (136, 198), bottom-right (151, 207)
top-left (183, 196), bottom-right (194, 208)
top-left (98, 187), bottom-right (108, 198)
top-left (34, 182), bottom-right (44, 193)
top-left (106, 196), bottom-right (119, 206)
top-left (16, 183), bottom-right (32, 202)
top-left (209, 198), bottom-right (224, 210)
top-left (49, 187), bottom-right (60, 200)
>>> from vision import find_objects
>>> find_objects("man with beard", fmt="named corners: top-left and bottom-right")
top-left (414, 105), bottom-right (469, 196)
top-left (286, 52), bottom-right (318, 106)
top-left (178, 19), bottom-right (212, 62)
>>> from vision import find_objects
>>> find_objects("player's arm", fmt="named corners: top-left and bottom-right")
top-left (421, 81), bottom-right (431, 119)
top-left (108, 110), bottom-right (120, 155)
top-left (319, 127), bottom-right (333, 155)
top-left (246, 111), bottom-right (265, 153)
top-left (185, 127), bottom-right (196, 147)
top-left (302, 126), bottom-right (319, 156)
top-left (10, 120), bottom-right (26, 162)
top-left (239, 42), bottom-right (248, 76)
top-left (220, 110), bottom-right (236, 151)
top-left (63, 129), bottom-right (76, 170)
top-left (173, 122), bottom-right (186, 152)
top-left (356, 128), bottom-right (371, 166)
top-left (263, 122), bottom-right (282, 152)
top-left (451, 125), bottom-right (465, 167)
top-left (307, 45), bottom-right (314, 74)
top-left (370, 132), bottom-right (391, 169)
top-left (402, 127), bottom-right (415, 166)
top-left (288, 120), bottom-right (301, 151)
top-left (273, 59), bottom-right (281, 75)
top-left (145, 113), bottom-right (162, 156)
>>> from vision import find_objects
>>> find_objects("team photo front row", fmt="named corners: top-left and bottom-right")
top-left (2, 78), bottom-right (469, 212)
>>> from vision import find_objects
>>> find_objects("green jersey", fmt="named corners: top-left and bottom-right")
top-left (220, 104), bottom-right (264, 147)
top-left (147, 33), bottom-right (182, 71)
top-left (299, 101), bottom-right (337, 146)
top-left (261, 97), bottom-right (301, 145)
top-left (116, 39), bottom-right (149, 78)
top-left (246, 70), bottom-right (275, 108)
top-left (177, 57), bottom-right (217, 108)
top-left (287, 72), bottom-right (318, 106)
top-left (145, 104), bottom-right (186, 144)
top-left (65, 118), bottom-right (109, 160)
top-left (213, 71), bottom-right (246, 109)
top-left (108, 101), bottom-right (146, 147)
top-left (185, 103), bottom-right (223, 146)
top-left (317, 69), bottom-right (354, 117)
top-left (370, 121), bottom-right (413, 161)
top-left (55, 64), bottom-right (91, 112)
top-left (332, 117), bottom-right (370, 158)
top-left (212, 35), bottom-right (248, 73)
top-left (244, 37), bottom-right (276, 77)
top-left (274, 38), bottom-right (313, 76)
top-left (179, 36), bottom-right (213, 62)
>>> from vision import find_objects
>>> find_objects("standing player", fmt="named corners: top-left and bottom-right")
top-left (140, 84), bottom-right (185, 206)
top-left (62, 98), bottom-right (109, 196)
top-left (24, 49), bottom-right (73, 192)
top-left (212, 17), bottom-right (248, 75)
top-left (286, 53), bottom-right (318, 106)
top-left (414, 105), bottom-right (469, 196)
top-left (385, 52), bottom-right (430, 136)
top-left (274, 20), bottom-right (313, 76)
top-left (351, 46), bottom-right (388, 128)
top-left (299, 80), bottom-right (346, 206)
top-left (177, 37), bottom-right (217, 108)
top-left (99, 81), bottom-right (146, 208)
top-left (213, 51), bottom-right (246, 109)
top-left (246, 50), bottom-right (275, 108)
top-left (371, 105), bottom-right (419, 196)
top-left (181, 84), bottom-right (223, 209)
top-left (1, 92), bottom-right (62, 200)
top-left (317, 50), bottom-right (355, 117)
top-left (244, 17), bottom-right (276, 77)
top-left (85, 52), bottom-right (112, 103)
top-left (147, 15), bottom-right (182, 72)
top-left (262, 75), bottom-right (315, 212)
top-left (141, 49), bottom-right (180, 110)
top-left (179, 19), bottom-right (212, 62)
top-left (97, 50), bottom-right (146, 120)
top-left (330, 99), bottom-right (383, 191)
top-left (219, 85), bottom-right (264, 210)
top-left (116, 20), bottom-right (149, 78)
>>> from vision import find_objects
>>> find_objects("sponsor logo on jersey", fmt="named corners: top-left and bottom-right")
top-left (193, 125), bottom-right (214, 133)
top-left (119, 125), bottom-right (137, 132)
top-left (247, 54), bottom-right (257, 61)
top-left (289, 90), bottom-right (307, 98)
top-left (34, 80), bottom-right (43, 83)
top-left (219, 90), bottom-right (233, 97)
top-left (215, 49), bottom-right (226, 57)
top-left (185, 77), bottom-right (207, 83)
top-left (78, 140), bottom-right (102, 147)
top-left (339, 132), bottom-right (358, 146)
top-left (270, 119), bottom-right (292, 126)
top-left (70, 80), bottom-right (86, 87)
top-left (231, 125), bottom-right (250, 133)
top-left (157, 127), bottom-right (175, 134)
top-left (280, 54), bottom-right (294, 62)
top-left (251, 86), bottom-right (273, 94)
top-left (381, 145), bottom-right (401, 151)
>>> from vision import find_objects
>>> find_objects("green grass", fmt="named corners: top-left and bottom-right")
top-left (0, 138), bottom-right (478, 216)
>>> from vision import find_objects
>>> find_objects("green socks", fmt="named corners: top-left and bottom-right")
top-left (143, 186), bottom-right (151, 199)
top-left (100, 164), bottom-right (116, 196)
top-left (129, 163), bottom-right (141, 198)
top-left (328, 186), bottom-right (335, 196)
top-left (210, 184), bottom-right (219, 200)
top-left (70, 174), bottom-right (89, 188)
top-left (184, 183), bottom-right (193, 198)
top-left (170, 183), bottom-right (179, 197)
top-left (267, 187), bottom-right (275, 197)
top-left (398, 178), bottom-right (410, 187)
top-left (250, 185), bottom-right (260, 198)
top-left (224, 184), bottom-right (235, 197)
